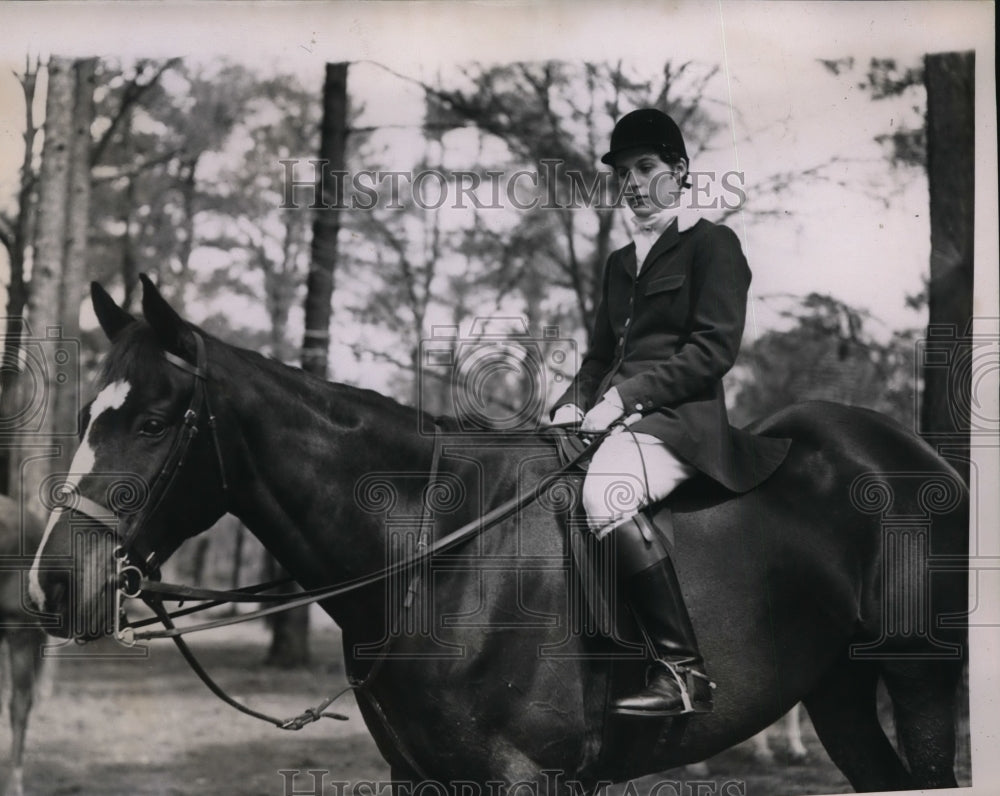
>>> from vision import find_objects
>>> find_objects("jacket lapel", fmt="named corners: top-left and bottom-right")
top-left (619, 212), bottom-right (703, 279)
top-left (640, 221), bottom-right (681, 273)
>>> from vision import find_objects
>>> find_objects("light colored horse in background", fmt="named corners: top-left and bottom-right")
top-left (0, 495), bottom-right (49, 796)
top-left (751, 705), bottom-right (808, 762)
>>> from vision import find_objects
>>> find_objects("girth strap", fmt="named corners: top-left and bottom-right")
top-left (403, 425), bottom-right (443, 609)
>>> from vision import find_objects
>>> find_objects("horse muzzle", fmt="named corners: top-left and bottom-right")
top-left (30, 512), bottom-right (120, 640)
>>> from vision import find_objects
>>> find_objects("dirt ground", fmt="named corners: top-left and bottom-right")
top-left (1, 620), bottom-right (971, 796)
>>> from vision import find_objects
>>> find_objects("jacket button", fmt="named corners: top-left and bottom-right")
top-left (635, 403), bottom-right (643, 411)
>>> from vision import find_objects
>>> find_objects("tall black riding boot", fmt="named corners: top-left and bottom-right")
top-left (607, 513), bottom-right (714, 716)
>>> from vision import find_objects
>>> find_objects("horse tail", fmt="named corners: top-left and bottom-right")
top-left (861, 407), bottom-right (968, 790)
top-left (875, 470), bottom-right (968, 790)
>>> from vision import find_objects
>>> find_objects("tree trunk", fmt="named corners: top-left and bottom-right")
top-left (265, 62), bottom-right (349, 668)
top-left (61, 59), bottom-right (96, 335)
top-left (9, 56), bottom-right (95, 510)
top-left (0, 59), bottom-right (41, 495)
top-left (121, 175), bottom-right (139, 310)
top-left (263, 553), bottom-right (312, 668)
top-left (14, 57), bottom-right (76, 511)
top-left (301, 62), bottom-right (349, 377)
top-left (921, 51), bottom-right (974, 484)
top-left (56, 58), bottom-right (97, 446)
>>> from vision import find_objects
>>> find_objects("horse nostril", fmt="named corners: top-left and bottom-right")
top-left (33, 569), bottom-right (74, 638)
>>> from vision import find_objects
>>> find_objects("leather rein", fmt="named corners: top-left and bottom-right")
top-left (72, 330), bottom-right (608, 732)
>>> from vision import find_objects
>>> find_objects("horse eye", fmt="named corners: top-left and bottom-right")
top-left (140, 418), bottom-right (167, 436)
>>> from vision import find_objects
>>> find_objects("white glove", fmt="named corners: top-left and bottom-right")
top-left (581, 393), bottom-right (624, 431)
top-left (551, 404), bottom-right (585, 425)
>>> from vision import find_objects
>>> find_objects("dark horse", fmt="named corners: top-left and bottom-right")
top-left (29, 278), bottom-right (968, 792)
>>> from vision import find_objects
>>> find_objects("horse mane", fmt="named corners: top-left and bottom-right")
top-left (101, 320), bottom-right (438, 432)
top-left (232, 344), bottom-right (424, 423)
top-left (101, 320), bottom-right (558, 451)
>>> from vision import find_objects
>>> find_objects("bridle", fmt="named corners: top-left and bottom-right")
top-left (70, 330), bottom-right (344, 730)
top-left (69, 330), bottom-right (228, 594)
top-left (62, 328), bottom-right (611, 735)
top-left (122, 331), bottom-right (228, 582)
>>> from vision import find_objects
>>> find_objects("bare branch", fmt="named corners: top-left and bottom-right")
top-left (91, 58), bottom-right (182, 167)
top-left (0, 216), bottom-right (14, 255)
top-left (91, 148), bottom-right (183, 183)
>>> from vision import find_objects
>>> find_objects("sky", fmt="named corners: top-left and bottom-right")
top-left (0, 3), bottom-right (997, 793)
top-left (0, 1), bottom-right (995, 377)
top-left (0, 2), bottom-right (995, 351)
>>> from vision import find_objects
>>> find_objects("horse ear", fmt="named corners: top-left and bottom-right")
top-left (140, 274), bottom-right (194, 357)
top-left (91, 282), bottom-right (136, 341)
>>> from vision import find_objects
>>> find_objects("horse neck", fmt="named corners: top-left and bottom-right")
top-left (209, 343), bottom-right (570, 653)
top-left (214, 346), bottom-right (435, 599)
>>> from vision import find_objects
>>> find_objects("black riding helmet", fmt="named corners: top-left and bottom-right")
top-left (602, 109), bottom-right (691, 188)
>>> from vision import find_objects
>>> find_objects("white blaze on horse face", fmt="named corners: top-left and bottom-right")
top-left (28, 380), bottom-right (132, 611)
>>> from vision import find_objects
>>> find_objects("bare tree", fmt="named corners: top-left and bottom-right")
top-left (415, 60), bottom-right (727, 330)
top-left (0, 57), bottom-right (42, 493)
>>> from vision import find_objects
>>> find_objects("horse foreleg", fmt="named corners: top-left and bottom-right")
top-left (749, 725), bottom-right (775, 763)
top-left (803, 658), bottom-right (914, 792)
top-left (4, 630), bottom-right (43, 796)
top-left (882, 659), bottom-right (962, 789)
top-left (749, 705), bottom-right (805, 763)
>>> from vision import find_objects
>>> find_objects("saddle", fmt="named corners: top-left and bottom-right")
top-left (544, 427), bottom-right (681, 628)
top-left (546, 428), bottom-right (707, 775)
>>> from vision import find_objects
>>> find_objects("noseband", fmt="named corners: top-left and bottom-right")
top-left (70, 330), bottom-right (229, 584)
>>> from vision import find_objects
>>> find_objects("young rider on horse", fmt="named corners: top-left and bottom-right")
top-left (551, 109), bottom-right (788, 717)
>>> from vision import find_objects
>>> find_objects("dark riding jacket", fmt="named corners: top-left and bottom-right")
top-left (554, 216), bottom-right (789, 493)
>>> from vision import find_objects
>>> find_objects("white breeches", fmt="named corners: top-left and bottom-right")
top-left (581, 430), bottom-right (697, 536)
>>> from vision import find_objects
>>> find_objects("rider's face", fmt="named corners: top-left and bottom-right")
top-left (615, 148), bottom-right (686, 218)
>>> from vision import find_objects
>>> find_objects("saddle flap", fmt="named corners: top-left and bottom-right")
top-left (647, 502), bottom-right (676, 548)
